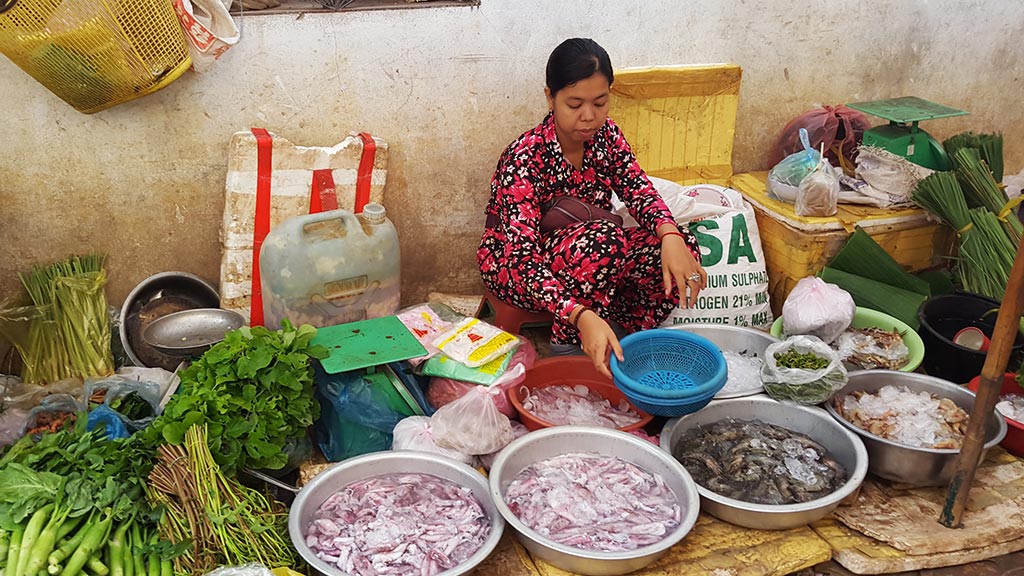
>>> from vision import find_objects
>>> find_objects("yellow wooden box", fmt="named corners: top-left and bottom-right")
top-left (731, 173), bottom-right (954, 317)
top-left (611, 64), bottom-right (741, 186)
top-left (611, 64), bottom-right (954, 317)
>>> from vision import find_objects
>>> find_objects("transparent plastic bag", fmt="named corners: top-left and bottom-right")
top-left (392, 416), bottom-right (476, 466)
top-left (796, 156), bottom-right (840, 217)
top-left (426, 339), bottom-right (536, 416)
top-left (768, 128), bottom-right (821, 197)
top-left (431, 318), bottom-right (518, 368)
top-left (761, 335), bottom-right (848, 405)
top-left (396, 303), bottom-right (454, 366)
top-left (22, 394), bottom-right (84, 436)
top-left (835, 328), bottom-right (910, 370)
top-left (782, 277), bottom-right (855, 343)
top-left (431, 385), bottom-right (513, 455)
top-left (478, 420), bottom-right (529, 471)
top-left (203, 564), bottom-right (273, 576)
top-left (84, 376), bottom-right (162, 432)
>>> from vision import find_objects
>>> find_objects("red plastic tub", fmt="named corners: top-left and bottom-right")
top-left (510, 356), bottom-right (653, 432)
top-left (967, 373), bottom-right (1024, 456)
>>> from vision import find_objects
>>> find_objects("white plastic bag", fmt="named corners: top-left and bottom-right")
top-left (430, 385), bottom-right (513, 455)
top-left (761, 335), bottom-right (848, 405)
top-left (392, 416), bottom-right (476, 466)
top-left (172, 0), bottom-right (240, 73)
top-left (782, 277), bottom-right (855, 343)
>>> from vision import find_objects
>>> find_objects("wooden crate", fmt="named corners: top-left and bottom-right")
top-left (730, 172), bottom-right (955, 317)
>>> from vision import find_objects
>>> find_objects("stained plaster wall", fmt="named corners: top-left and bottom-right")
top-left (1, 0), bottom-right (1022, 317)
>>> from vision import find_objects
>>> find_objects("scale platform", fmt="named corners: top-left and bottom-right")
top-left (846, 96), bottom-right (967, 124)
top-left (846, 96), bottom-right (968, 171)
top-left (311, 315), bottom-right (427, 374)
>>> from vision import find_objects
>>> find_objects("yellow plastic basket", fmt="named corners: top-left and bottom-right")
top-left (0, 0), bottom-right (191, 114)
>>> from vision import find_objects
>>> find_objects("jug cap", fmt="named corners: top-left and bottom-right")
top-left (361, 203), bottom-right (387, 224)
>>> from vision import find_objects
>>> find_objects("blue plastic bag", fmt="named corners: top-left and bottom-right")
top-left (768, 128), bottom-right (822, 200)
top-left (86, 405), bottom-right (130, 440)
top-left (84, 376), bottom-right (162, 432)
top-left (313, 363), bottom-right (415, 462)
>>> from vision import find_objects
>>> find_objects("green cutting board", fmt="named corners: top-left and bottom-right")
top-left (312, 316), bottom-right (427, 374)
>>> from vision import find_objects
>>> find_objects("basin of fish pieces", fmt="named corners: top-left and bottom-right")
top-left (826, 370), bottom-right (1006, 486)
top-left (289, 451), bottom-right (504, 576)
top-left (489, 426), bottom-right (700, 576)
top-left (661, 396), bottom-right (868, 530)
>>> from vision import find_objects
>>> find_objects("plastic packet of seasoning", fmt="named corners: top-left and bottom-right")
top-left (430, 318), bottom-right (518, 368)
top-left (396, 303), bottom-right (453, 366)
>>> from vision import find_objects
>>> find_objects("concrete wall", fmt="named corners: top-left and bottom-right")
top-left (1, 0), bottom-right (1022, 312)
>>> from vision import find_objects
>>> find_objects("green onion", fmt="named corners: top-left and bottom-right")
top-left (944, 131), bottom-right (1003, 182)
top-left (952, 147), bottom-right (1022, 244)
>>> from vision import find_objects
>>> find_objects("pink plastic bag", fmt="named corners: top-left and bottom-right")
top-left (426, 338), bottom-right (537, 416)
top-left (772, 105), bottom-right (871, 174)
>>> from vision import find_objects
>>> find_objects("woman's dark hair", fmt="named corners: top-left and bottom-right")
top-left (545, 38), bottom-right (613, 95)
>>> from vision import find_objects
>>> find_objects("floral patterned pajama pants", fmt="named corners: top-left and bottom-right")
top-left (480, 221), bottom-right (701, 345)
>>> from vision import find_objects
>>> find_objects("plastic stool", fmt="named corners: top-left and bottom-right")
top-left (475, 290), bottom-right (554, 334)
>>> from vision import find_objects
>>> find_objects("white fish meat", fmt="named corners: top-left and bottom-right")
top-left (521, 384), bottom-right (643, 428)
top-left (504, 453), bottom-right (681, 552)
top-left (305, 473), bottom-right (490, 576)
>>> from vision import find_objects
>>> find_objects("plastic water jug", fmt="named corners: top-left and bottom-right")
top-left (259, 203), bottom-right (400, 329)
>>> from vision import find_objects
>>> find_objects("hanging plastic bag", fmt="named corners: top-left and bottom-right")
top-left (426, 339), bottom-right (536, 416)
top-left (431, 386), bottom-right (514, 455)
top-left (796, 153), bottom-right (840, 217)
top-left (781, 277), bottom-right (855, 343)
top-left (172, 0), bottom-right (240, 73)
top-left (392, 416), bottom-right (476, 466)
top-left (761, 336), bottom-right (848, 405)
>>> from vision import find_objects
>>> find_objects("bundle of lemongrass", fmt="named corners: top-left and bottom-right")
top-left (912, 137), bottom-right (1019, 301)
top-left (16, 254), bottom-right (114, 383)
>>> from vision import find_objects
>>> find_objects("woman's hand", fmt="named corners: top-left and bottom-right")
top-left (658, 224), bottom-right (706, 308)
top-left (574, 308), bottom-right (623, 379)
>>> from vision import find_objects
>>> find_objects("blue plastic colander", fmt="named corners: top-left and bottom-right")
top-left (611, 329), bottom-right (727, 399)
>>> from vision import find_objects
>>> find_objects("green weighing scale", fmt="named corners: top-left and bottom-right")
top-left (846, 96), bottom-right (968, 171)
top-left (312, 315), bottom-right (429, 416)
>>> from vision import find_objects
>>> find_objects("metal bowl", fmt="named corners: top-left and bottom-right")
top-left (288, 451), bottom-right (504, 576)
top-left (142, 308), bottom-right (245, 357)
top-left (666, 325), bottom-right (780, 398)
top-left (489, 426), bottom-right (700, 576)
top-left (825, 370), bottom-right (1007, 486)
top-left (661, 396), bottom-right (868, 530)
top-left (120, 272), bottom-right (220, 370)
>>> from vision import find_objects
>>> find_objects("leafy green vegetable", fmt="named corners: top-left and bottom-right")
top-left (774, 349), bottom-right (829, 370)
top-left (144, 320), bottom-right (327, 473)
top-left (109, 392), bottom-right (153, 421)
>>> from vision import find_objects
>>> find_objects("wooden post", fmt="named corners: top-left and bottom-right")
top-left (940, 237), bottom-right (1024, 527)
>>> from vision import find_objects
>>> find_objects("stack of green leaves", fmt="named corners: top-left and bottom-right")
top-left (15, 254), bottom-right (113, 384)
top-left (820, 228), bottom-right (931, 329)
top-left (144, 320), bottom-right (327, 474)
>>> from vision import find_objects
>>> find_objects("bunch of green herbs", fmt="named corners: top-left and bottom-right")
top-left (144, 320), bottom-right (327, 474)
top-left (774, 349), bottom-right (830, 370)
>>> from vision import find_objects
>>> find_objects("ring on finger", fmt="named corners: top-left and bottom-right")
top-left (688, 272), bottom-right (702, 283)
